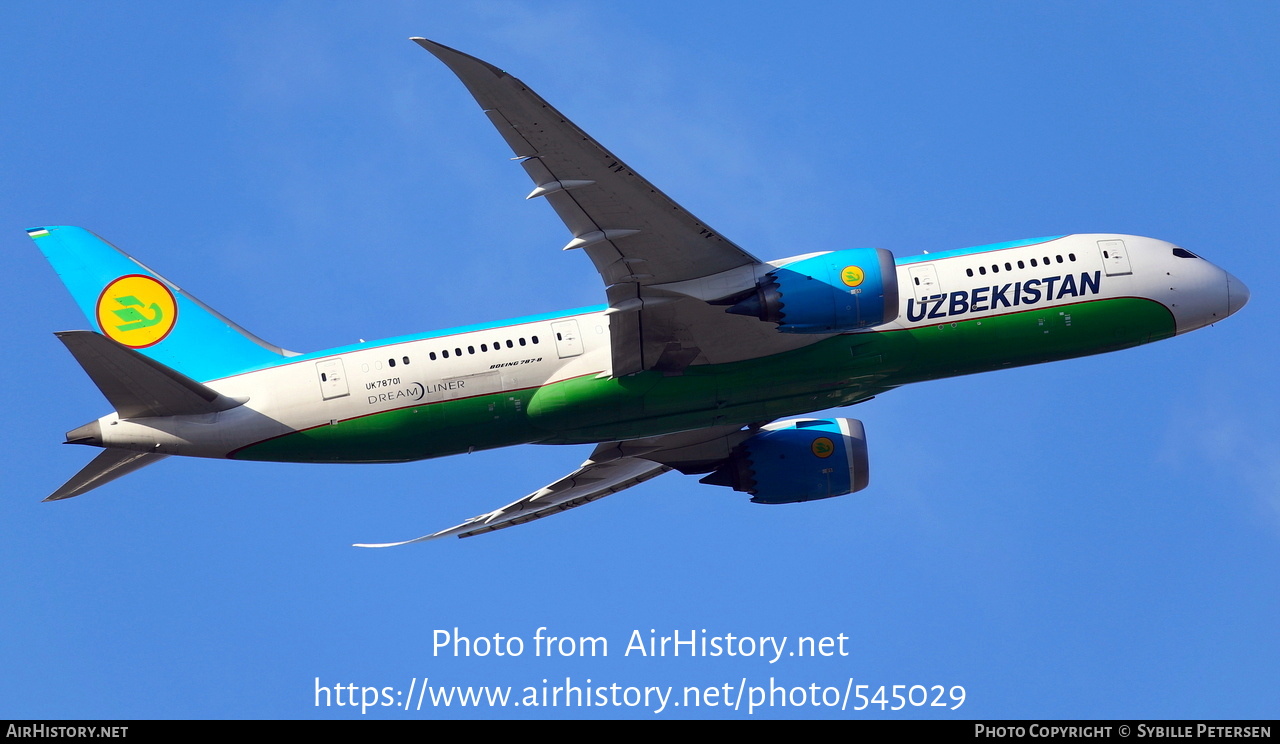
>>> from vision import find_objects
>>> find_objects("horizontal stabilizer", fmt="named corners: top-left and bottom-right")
top-left (46, 448), bottom-right (169, 501)
top-left (55, 330), bottom-right (245, 418)
top-left (354, 456), bottom-right (670, 547)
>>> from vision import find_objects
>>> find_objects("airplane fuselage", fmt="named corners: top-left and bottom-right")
top-left (82, 233), bottom-right (1243, 465)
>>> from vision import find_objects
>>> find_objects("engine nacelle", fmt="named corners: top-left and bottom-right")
top-left (724, 248), bottom-right (899, 332)
top-left (700, 418), bottom-right (870, 504)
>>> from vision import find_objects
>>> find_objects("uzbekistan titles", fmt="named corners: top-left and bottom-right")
top-left (905, 270), bottom-right (1101, 323)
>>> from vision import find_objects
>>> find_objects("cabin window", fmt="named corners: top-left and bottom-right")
top-left (1017, 260), bottom-right (1025, 269)
top-left (506, 340), bottom-right (514, 348)
top-left (481, 343), bottom-right (488, 352)
top-left (532, 336), bottom-right (539, 344)
top-left (403, 356), bottom-right (410, 365)
top-left (1068, 253), bottom-right (1076, 262)
top-left (1004, 262), bottom-right (1012, 271)
top-left (979, 266), bottom-right (987, 275)
top-left (966, 268), bottom-right (973, 277)
top-left (442, 350), bottom-right (449, 358)
top-left (429, 352), bottom-right (437, 360)
top-left (468, 346), bottom-right (475, 354)
top-left (388, 358), bottom-right (395, 367)
top-left (519, 337), bottom-right (527, 346)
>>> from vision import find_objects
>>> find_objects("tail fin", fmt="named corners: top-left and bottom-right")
top-left (28, 226), bottom-right (295, 382)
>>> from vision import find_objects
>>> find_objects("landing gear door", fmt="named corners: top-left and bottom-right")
top-left (1098, 239), bottom-right (1133, 277)
top-left (551, 320), bottom-right (584, 358)
top-left (316, 358), bottom-right (350, 400)
top-left (907, 264), bottom-right (941, 302)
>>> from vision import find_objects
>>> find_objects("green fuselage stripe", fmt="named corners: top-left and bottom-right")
top-left (231, 297), bottom-right (1175, 464)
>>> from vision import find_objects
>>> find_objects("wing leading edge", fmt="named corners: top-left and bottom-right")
top-left (411, 37), bottom-right (757, 285)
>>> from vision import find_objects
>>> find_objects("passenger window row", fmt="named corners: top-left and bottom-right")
top-left (427, 335), bottom-right (540, 361)
top-left (965, 253), bottom-right (1076, 278)
top-left (360, 334), bottom-right (542, 372)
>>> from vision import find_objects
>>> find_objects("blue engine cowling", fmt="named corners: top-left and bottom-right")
top-left (699, 418), bottom-right (870, 504)
top-left (724, 248), bottom-right (899, 332)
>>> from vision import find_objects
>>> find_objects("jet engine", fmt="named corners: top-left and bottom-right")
top-left (723, 248), bottom-right (899, 332)
top-left (700, 418), bottom-right (869, 504)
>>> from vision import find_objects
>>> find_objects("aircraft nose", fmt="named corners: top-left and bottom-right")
top-left (1226, 271), bottom-right (1250, 317)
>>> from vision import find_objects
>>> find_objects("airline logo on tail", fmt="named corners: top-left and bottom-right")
top-left (95, 274), bottom-right (177, 348)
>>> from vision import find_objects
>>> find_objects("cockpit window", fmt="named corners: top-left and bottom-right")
top-left (1172, 248), bottom-right (1199, 259)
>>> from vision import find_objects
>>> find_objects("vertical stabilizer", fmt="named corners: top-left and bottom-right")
top-left (27, 226), bottom-right (294, 382)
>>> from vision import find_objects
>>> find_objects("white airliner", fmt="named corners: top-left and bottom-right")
top-left (28, 39), bottom-right (1249, 545)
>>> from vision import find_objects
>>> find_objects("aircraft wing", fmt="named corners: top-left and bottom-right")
top-left (354, 424), bottom-right (756, 546)
top-left (415, 39), bottom-right (829, 375)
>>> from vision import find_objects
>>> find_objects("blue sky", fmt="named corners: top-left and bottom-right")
top-left (2, 2), bottom-right (1276, 719)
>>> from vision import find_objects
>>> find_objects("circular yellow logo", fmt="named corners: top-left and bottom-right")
top-left (840, 265), bottom-right (865, 287)
top-left (811, 437), bottom-right (835, 458)
top-left (96, 274), bottom-right (178, 348)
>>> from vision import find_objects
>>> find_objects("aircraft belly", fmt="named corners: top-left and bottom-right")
top-left (526, 296), bottom-right (1177, 442)
top-left (525, 339), bottom-right (895, 442)
top-left (229, 386), bottom-right (547, 463)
